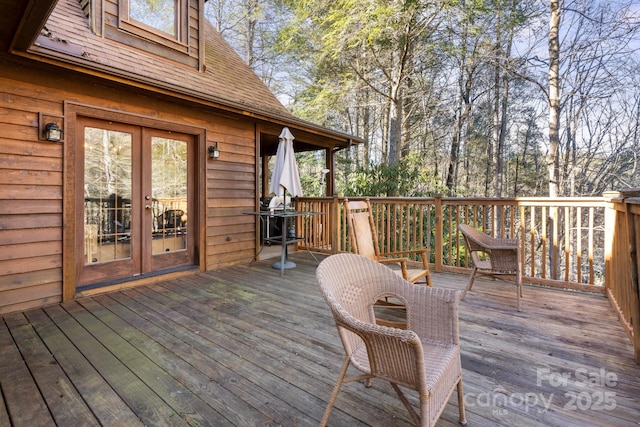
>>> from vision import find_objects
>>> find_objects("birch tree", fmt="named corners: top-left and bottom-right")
top-left (547, 0), bottom-right (561, 199)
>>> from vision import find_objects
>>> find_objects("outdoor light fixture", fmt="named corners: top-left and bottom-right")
top-left (44, 122), bottom-right (63, 142)
top-left (208, 144), bottom-right (220, 159)
top-left (38, 112), bottom-right (65, 143)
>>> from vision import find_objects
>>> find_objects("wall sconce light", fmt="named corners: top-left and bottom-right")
top-left (208, 143), bottom-right (220, 159)
top-left (45, 122), bottom-right (63, 142)
top-left (38, 112), bottom-right (64, 143)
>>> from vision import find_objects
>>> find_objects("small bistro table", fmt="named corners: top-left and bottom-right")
top-left (244, 210), bottom-right (324, 277)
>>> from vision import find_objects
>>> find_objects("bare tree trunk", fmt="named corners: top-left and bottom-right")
top-left (446, 66), bottom-right (474, 195)
top-left (548, 0), bottom-right (561, 198)
top-left (446, 94), bottom-right (469, 194)
top-left (548, 0), bottom-right (561, 277)
top-left (387, 95), bottom-right (402, 196)
top-left (445, 13), bottom-right (476, 196)
top-left (484, 135), bottom-right (492, 197)
top-left (245, 0), bottom-right (258, 69)
top-left (498, 70), bottom-right (510, 195)
top-left (387, 34), bottom-right (408, 171)
top-left (362, 90), bottom-right (371, 168)
top-left (492, 63), bottom-right (502, 197)
top-left (445, 107), bottom-right (462, 194)
top-left (491, 3), bottom-right (502, 199)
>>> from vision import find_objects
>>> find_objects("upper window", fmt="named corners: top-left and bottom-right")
top-left (129, 0), bottom-right (177, 37)
top-left (104, 0), bottom-right (199, 69)
top-left (118, 0), bottom-right (187, 52)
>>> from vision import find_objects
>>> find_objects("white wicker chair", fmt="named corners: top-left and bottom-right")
top-left (316, 253), bottom-right (466, 427)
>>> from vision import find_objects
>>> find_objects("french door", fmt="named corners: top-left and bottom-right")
top-left (77, 117), bottom-right (196, 286)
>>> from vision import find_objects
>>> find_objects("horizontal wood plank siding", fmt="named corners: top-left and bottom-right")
top-left (0, 72), bottom-right (66, 313)
top-left (0, 60), bottom-right (259, 313)
top-left (206, 141), bottom-right (257, 267)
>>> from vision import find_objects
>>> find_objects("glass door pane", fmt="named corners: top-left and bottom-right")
top-left (84, 127), bottom-right (133, 264)
top-left (151, 136), bottom-right (188, 255)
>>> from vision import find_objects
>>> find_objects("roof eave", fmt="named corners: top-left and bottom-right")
top-left (8, 0), bottom-right (58, 52)
top-left (18, 45), bottom-right (363, 148)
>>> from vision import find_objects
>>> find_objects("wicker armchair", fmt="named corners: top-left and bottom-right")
top-left (458, 223), bottom-right (522, 311)
top-left (316, 253), bottom-right (466, 427)
top-left (344, 198), bottom-right (432, 286)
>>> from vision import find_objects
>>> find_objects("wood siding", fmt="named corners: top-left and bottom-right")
top-left (0, 61), bottom-right (259, 314)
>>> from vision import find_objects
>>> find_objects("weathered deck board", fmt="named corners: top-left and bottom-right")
top-left (1, 252), bottom-right (638, 426)
top-left (3, 312), bottom-right (98, 426)
top-left (23, 308), bottom-right (144, 427)
top-left (0, 316), bottom-right (54, 426)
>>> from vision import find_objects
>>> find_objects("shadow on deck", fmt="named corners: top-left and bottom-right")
top-left (1, 252), bottom-right (638, 426)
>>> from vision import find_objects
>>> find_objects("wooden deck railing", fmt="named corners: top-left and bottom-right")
top-left (295, 193), bottom-right (640, 363)
top-left (604, 190), bottom-right (640, 363)
top-left (297, 195), bottom-right (607, 289)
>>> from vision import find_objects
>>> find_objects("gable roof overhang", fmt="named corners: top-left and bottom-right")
top-left (0, 0), bottom-right (54, 52)
top-left (0, 0), bottom-right (363, 155)
top-left (258, 121), bottom-right (357, 158)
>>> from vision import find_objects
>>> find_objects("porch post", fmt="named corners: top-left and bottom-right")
top-left (603, 191), bottom-right (620, 294)
top-left (325, 148), bottom-right (334, 197)
top-left (434, 194), bottom-right (443, 272)
top-left (330, 196), bottom-right (340, 254)
top-left (622, 190), bottom-right (640, 364)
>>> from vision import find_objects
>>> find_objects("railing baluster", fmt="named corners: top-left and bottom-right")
top-left (589, 207), bottom-right (595, 285)
top-left (577, 206), bottom-right (582, 284)
top-left (565, 206), bottom-right (570, 282)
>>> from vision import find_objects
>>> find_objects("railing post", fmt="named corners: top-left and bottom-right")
top-left (434, 194), bottom-right (443, 272)
top-left (330, 196), bottom-right (340, 254)
top-left (603, 191), bottom-right (620, 293)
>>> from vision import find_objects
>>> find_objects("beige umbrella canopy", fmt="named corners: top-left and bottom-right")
top-left (269, 127), bottom-right (303, 200)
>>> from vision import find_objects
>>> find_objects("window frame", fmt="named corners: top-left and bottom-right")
top-left (118, 0), bottom-right (189, 54)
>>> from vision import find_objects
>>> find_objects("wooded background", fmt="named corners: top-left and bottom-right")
top-left (205, 0), bottom-right (640, 198)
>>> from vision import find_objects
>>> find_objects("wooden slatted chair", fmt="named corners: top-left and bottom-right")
top-left (316, 253), bottom-right (467, 427)
top-left (344, 198), bottom-right (432, 287)
top-left (458, 223), bottom-right (523, 311)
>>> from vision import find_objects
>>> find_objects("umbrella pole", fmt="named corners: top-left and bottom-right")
top-left (272, 188), bottom-right (296, 276)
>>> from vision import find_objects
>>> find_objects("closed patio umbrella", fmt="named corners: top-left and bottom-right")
top-left (268, 127), bottom-right (302, 273)
top-left (269, 127), bottom-right (303, 199)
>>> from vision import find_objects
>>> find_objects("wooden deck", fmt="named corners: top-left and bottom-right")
top-left (1, 252), bottom-right (638, 427)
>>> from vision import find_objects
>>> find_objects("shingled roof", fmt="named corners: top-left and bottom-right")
top-left (28, 0), bottom-right (295, 121)
top-left (0, 0), bottom-right (361, 155)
